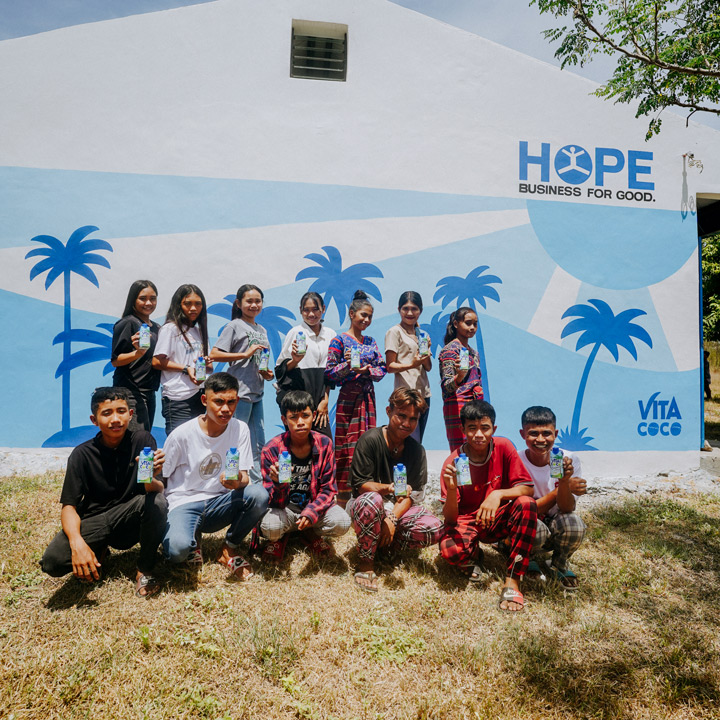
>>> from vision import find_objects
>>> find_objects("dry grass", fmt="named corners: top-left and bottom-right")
top-left (705, 371), bottom-right (720, 442)
top-left (2, 474), bottom-right (720, 719)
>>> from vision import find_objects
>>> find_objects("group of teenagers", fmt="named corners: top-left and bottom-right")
top-left (40, 281), bottom-right (588, 612)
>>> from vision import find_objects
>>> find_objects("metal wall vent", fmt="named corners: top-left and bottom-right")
top-left (291, 20), bottom-right (348, 81)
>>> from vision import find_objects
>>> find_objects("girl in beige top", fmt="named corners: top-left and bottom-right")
top-left (384, 291), bottom-right (432, 442)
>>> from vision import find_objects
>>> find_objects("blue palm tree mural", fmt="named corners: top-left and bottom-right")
top-left (24, 226), bottom-right (112, 432)
top-left (433, 265), bottom-right (502, 401)
top-left (207, 296), bottom-right (296, 360)
top-left (53, 323), bottom-right (114, 378)
top-left (560, 298), bottom-right (653, 450)
top-left (295, 245), bottom-right (383, 325)
top-left (420, 311), bottom-right (451, 359)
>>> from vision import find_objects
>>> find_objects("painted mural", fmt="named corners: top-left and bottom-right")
top-left (0, 0), bottom-right (712, 468)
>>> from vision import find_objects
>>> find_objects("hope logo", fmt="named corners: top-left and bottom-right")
top-left (553, 145), bottom-right (593, 185)
top-left (637, 391), bottom-right (682, 437)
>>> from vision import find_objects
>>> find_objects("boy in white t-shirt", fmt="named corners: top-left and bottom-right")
top-left (162, 372), bottom-right (269, 580)
top-left (518, 406), bottom-right (587, 589)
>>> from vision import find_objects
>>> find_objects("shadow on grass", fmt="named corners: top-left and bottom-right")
top-left (505, 497), bottom-right (720, 718)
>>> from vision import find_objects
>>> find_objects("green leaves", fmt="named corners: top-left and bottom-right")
top-left (531, 1), bottom-right (720, 136)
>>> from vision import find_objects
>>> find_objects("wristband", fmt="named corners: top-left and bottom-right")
top-left (182, 366), bottom-right (189, 375)
top-left (385, 513), bottom-right (398, 527)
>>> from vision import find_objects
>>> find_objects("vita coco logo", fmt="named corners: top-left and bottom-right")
top-left (637, 392), bottom-right (682, 437)
top-left (518, 141), bottom-right (655, 203)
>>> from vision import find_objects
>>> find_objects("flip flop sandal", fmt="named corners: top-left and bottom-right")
top-left (354, 570), bottom-right (379, 593)
top-left (135, 574), bottom-right (160, 599)
top-left (300, 533), bottom-right (332, 558)
top-left (219, 553), bottom-right (254, 580)
top-left (549, 566), bottom-right (578, 590)
top-left (468, 563), bottom-right (490, 583)
top-left (498, 587), bottom-right (525, 612)
top-left (526, 560), bottom-right (548, 581)
top-left (261, 537), bottom-right (288, 564)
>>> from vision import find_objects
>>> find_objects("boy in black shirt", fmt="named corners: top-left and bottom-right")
top-left (40, 387), bottom-right (167, 598)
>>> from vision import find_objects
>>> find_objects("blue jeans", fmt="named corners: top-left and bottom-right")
top-left (235, 398), bottom-right (265, 483)
top-left (163, 485), bottom-right (269, 563)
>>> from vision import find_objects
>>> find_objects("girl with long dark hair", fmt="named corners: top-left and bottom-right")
top-left (275, 291), bottom-right (336, 439)
top-left (152, 284), bottom-right (211, 435)
top-left (438, 307), bottom-right (483, 450)
top-left (325, 290), bottom-right (386, 505)
top-left (209, 284), bottom-right (273, 483)
top-left (384, 290), bottom-right (432, 442)
top-left (111, 280), bottom-right (161, 430)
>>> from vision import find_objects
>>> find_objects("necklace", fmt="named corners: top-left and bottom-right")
top-left (383, 428), bottom-right (403, 456)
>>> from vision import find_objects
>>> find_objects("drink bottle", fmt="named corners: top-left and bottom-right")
top-left (137, 447), bottom-right (154, 484)
top-left (225, 447), bottom-right (239, 481)
top-left (296, 331), bottom-right (307, 355)
top-left (455, 453), bottom-right (471, 486)
top-left (550, 447), bottom-right (564, 480)
top-left (279, 451), bottom-right (292, 483)
top-left (459, 347), bottom-right (469, 371)
top-left (350, 345), bottom-right (361, 369)
top-left (138, 323), bottom-right (151, 350)
top-left (195, 356), bottom-right (206, 383)
top-left (394, 463), bottom-right (408, 497)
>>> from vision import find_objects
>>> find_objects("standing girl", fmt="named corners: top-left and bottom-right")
top-left (275, 291), bottom-right (336, 439)
top-left (209, 284), bottom-right (273, 483)
top-left (438, 307), bottom-right (483, 451)
top-left (111, 280), bottom-right (161, 431)
top-left (325, 290), bottom-right (387, 505)
top-left (153, 284), bottom-right (211, 436)
top-left (384, 291), bottom-right (432, 442)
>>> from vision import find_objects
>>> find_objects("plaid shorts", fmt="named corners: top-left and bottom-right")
top-left (439, 495), bottom-right (537, 578)
top-left (533, 511), bottom-right (586, 571)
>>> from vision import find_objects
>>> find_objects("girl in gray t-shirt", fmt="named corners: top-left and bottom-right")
top-left (210, 284), bottom-right (274, 483)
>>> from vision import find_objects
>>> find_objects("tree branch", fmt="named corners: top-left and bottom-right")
top-left (574, 0), bottom-right (720, 78)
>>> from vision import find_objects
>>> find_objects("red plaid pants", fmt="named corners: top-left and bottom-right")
top-left (440, 495), bottom-right (537, 578)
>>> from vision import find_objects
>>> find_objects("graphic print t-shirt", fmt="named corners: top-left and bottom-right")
top-left (162, 417), bottom-right (253, 512)
top-left (288, 452), bottom-right (312, 509)
top-left (214, 318), bottom-right (269, 402)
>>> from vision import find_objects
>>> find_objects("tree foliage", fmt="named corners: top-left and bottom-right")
top-left (702, 231), bottom-right (720, 341)
top-left (531, 1), bottom-right (720, 137)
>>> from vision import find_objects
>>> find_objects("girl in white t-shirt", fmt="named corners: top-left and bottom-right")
top-left (385, 291), bottom-right (432, 442)
top-left (275, 291), bottom-right (336, 438)
top-left (210, 284), bottom-right (273, 483)
top-left (152, 284), bottom-right (212, 436)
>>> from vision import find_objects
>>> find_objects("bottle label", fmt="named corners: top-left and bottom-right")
top-left (455, 456), bottom-right (471, 486)
top-left (259, 349), bottom-right (270, 371)
top-left (195, 358), bottom-right (206, 383)
top-left (393, 467), bottom-right (408, 496)
top-left (418, 333), bottom-right (429, 357)
top-left (138, 324), bottom-right (151, 349)
top-left (350, 346), bottom-right (361, 369)
top-left (459, 348), bottom-right (470, 370)
top-left (296, 333), bottom-right (307, 355)
top-left (225, 453), bottom-right (239, 481)
top-left (137, 452), bottom-right (153, 483)
top-left (550, 449), bottom-right (563, 479)
top-left (279, 454), bottom-right (292, 483)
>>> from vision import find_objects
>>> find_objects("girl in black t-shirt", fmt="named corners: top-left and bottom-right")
top-left (111, 280), bottom-right (161, 431)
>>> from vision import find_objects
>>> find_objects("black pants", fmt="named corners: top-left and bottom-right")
top-left (162, 390), bottom-right (204, 436)
top-left (126, 389), bottom-right (158, 432)
top-left (40, 492), bottom-right (168, 577)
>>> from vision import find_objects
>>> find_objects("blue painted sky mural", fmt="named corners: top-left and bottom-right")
top-left (0, 0), bottom-right (708, 468)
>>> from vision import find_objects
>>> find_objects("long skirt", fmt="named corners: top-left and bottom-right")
top-left (334, 382), bottom-right (376, 505)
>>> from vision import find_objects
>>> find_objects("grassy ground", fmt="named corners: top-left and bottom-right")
top-left (2, 474), bottom-right (720, 720)
top-left (704, 369), bottom-right (720, 442)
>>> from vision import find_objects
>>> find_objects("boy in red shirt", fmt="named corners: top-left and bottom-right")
top-left (439, 400), bottom-right (537, 611)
